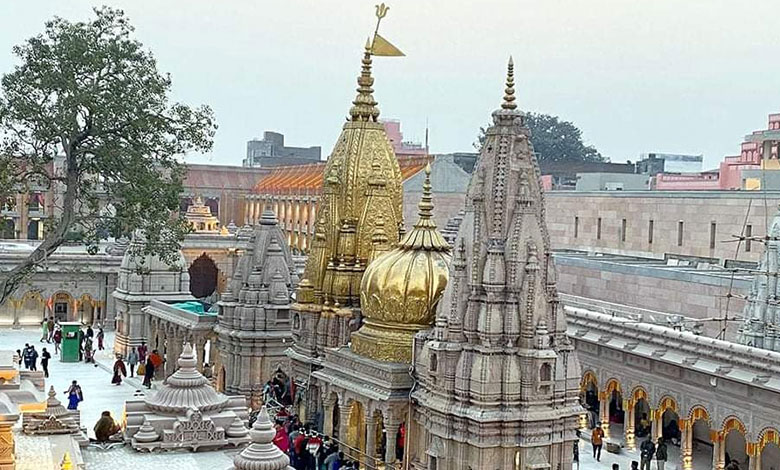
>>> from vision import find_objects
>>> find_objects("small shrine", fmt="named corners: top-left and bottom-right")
top-left (185, 196), bottom-right (221, 233)
top-left (22, 386), bottom-right (88, 446)
top-left (227, 406), bottom-right (293, 470)
top-left (124, 342), bottom-right (250, 452)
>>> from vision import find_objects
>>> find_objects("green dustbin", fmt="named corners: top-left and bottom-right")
top-left (60, 322), bottom-right (82, 363)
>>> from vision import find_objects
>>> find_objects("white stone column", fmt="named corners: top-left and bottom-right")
top-left (323, 400), bottom-right (336, 437)
top-left (385, 421), bottom-right (399, 466)
top-left (338, 405), bottom-right (351, 451)
top-left (366, 415), bottom-right (377, 465)
top-left (625, 399), bottom-right (636, 450)
top-left (599, 393), bottom-right (609, 436)
top-left (680, 419), bottom-right (693, 470)
top-left (712, 431), bottom-right (724, 470)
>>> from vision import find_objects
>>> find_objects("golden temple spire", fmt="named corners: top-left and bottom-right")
top-left (502, 56), bottom-right (517, 110)
top-left (349, 41), bottom-right (380, 122)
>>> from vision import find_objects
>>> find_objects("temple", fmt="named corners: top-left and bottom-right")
top-left (124, 343), bottom-right (250, 452)
top-left (216, 208), bottom-right (297, 400)
top-left (287, 35), bottom-right (407, 414)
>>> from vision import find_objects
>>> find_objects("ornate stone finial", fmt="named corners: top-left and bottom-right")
top-left (502, 56), bottom-right (517, 110)
top-left (231, 407), bottom-right (292, 470)
top-left (134, 418), bottom-right (160, 443)
top-left (417, 162), bottom-right (435, 221)
top-left (349, 40), bottom-right (380, 122)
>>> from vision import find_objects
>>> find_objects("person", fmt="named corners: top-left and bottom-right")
top-left (137, 342), bottom-right (147, 363)
top-left (631, 461), bottom-right (640, 470)
top-left (40, 319), bottom-right (48, 342)
top-left (65, 380), bottom-right (83, 410)
top-left (637, 413), bottom-right (651, 437)
top-left (573, 431), bottom-right (580, 469)
top-left (142, 355), bottom-right (155, 389)
top-left (327, 451), bottom-right (344, 470)
top-left (41, 347), bottom-right (51, 378)
top-left (93, 411), bottom-right (121, 442)
top-left (656, 437), bottom-right (668, 470)
top-left (84, 337), bottom-right (94, 363)
top-left (86, 325), bottom-right (94, 339)
top-left (53, 327), bottom-right (62, 355)
top-left (46, 316), bottom-right (55, 342)
top-left (127, 347), bottom-right (139, 377)
top-left (591, 422), bottom-right (605, 462)
top-left (272, 422), bottom-right (290, 452)
top-left (22, 343), bottom-right (31, 369)
top-left (112, 355), bottom-right (127, 385)
top-left (15, 349), bottom-right (22, 367)
top-left (613, 465), bottom-right (620, 470)
top-left (149, 349), bottom-right (163, 377)
top-left (725, 461), bottom-right (740, 470)
top-left (96, 325), bottom-right (105, 351)
top-left (28, 345), bottom-right (38, 371)
top-left (640, 437), bottom-right (656, 470)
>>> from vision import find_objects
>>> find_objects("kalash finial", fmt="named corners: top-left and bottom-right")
top-left (418, 162), bottom-right (434, 221)
top-left (502, 56), bottom-right (517, 110)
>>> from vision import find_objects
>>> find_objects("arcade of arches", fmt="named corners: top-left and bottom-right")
top-left (580, 371), bottom-right (780, 470)
top-left (0, 290), bottom-right (105, 326)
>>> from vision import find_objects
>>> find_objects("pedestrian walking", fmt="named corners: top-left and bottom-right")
top-left (22, 344), bottom-right (31, 369)
top-left (96, 325), bottom-right (105, 351)
top-left (84, 337), bottom-right (94, 363)
top-left (78, 329), bottom-right (85, 361)
top-left (573, 431), bottom-right (580, 469)
top-left (41, 347), bottom-right (51, 378)
top-left (64, 380), bottom-right (83, 410)
top-left (655, 438), bottom-right (668, 470)
top-left (86, 325), bottom-right (94, 339)
top-left (28, 345), bottom-right (38, 371)
top-left (127, 347), bottom-right (139, 377)
top-left (149, 349), bottom-right (163, 378)
top-left (111, 355), bottom-right (127, 385)
top-left (591, 422), bottom-right (605, 462)
top-left (142, 355), bottom-right (155, 389)
top-left (53, 327), bottom-right (62, 355)
top-left (640, 437), bottom-right (656, 470)
top-left (46, 317), bottom-right (55, 342)
top-left (15, 349), bottom-right (22, 367)
top-left (137, 342), bottom-right (147, 363)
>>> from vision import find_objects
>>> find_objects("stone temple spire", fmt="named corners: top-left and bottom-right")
top-left (739, 204), bottom-right (780, 351)
top-left (410, 58), bottom-right (582, 469)
top-left (229, 407), bottom-right (293, 470)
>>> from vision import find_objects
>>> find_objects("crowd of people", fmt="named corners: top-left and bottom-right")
top-left (268, 414), bottom-right (362, 470)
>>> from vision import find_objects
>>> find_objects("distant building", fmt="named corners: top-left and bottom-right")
top-left (575, 172), bottom-right (651, 191)
top-left (539, 160), bottom-right (636, 190)
top-left (636, 152), bottom-right (703, 175)
top-left (381, 120), bottom-right (427, 158)
top-left (243, 131), bottom-right (321, 168)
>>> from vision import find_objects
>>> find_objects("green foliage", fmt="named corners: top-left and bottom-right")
top-left (0, 7), bottom-right (216, 266)
top-left (475, 112), bottom-right (604, 163)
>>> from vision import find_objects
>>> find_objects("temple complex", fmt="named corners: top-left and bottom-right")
top-left (186, 196), bottom-right (222, 234)
top-left (216, 208), bottom-right (297, 398)
top-left (124, 343), bottom-right (250, 452)
top-left (22, 386), bottom-right (88, 446)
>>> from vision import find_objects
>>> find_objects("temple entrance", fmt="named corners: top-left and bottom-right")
top-left (188, 253), bottom-right (218, 299)
top-left (634, 397), bottom-right (652, 440)
top-left (724, 422), bottom-right (749, 469)
top-left (52, 292), bottom-right (73, 323)
top-left (608, 386), bottom-right (624, 438)
top-left (690, 416), bottom-right (713, 469)
top-left (581, 372), bottom-right (599, 429)
top-left (76, 294), bottom-right (95, 324)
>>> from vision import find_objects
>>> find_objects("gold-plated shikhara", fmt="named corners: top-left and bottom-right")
top-left (352, 164), bottom-right (452, 363)
top-left (294, 4), bottom-right (405, 317)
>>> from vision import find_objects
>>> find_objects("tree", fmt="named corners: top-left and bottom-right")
top-left (0, 7), bottom-right (216, 306)
top-left (475, 112), bottom-right (604, 163)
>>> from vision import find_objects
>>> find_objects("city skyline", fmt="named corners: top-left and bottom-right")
top-left (1, 0), bottom-right (777, 169)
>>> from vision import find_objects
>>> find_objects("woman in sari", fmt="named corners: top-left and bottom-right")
top-left (111, 355), bottom-right (127, 385)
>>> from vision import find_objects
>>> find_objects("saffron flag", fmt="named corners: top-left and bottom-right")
top-left (371, 33), bottom-right (404, 57)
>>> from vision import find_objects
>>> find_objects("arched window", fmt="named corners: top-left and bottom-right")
top-left (430, 353), bottom-right (438, 372)
top-left (540, 363), bottom-right (552, 381)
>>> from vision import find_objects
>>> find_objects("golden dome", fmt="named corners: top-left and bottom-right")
top-left (351, 163), bottom-right (452, 363)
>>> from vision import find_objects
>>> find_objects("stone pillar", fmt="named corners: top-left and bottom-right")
top-left (712, 431), bottom-right (725, 470)
top-left (323, 400), bottom-right (336, 437)
top-left (244, 197), bottom-right (250, 225)
top-left (385, 421), bottom-right (399, 466)
top-left (366, 415), bottom-right (377, 464)
top-left (338, 405), bottom-right (351, 449)
top-left (156, 323), bottom-right (167, 379)
top-left (196, 336), bottom-right (207, 372)
top-left (653, 409), bottom-right (663, 442)
top-left (598, 393), bottom-right (609, 436)
top-left (680, 419), bottom-right (692, 470)
top-left (624, 399), bottom-right (636, 450)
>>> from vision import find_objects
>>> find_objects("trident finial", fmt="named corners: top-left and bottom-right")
top-left (376, 3), bottom-right (389, 20)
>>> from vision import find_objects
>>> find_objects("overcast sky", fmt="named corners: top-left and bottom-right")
top-left (1, 1), bottom-right (777, 169)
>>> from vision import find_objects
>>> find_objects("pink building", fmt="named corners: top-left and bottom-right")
top-left (653, 112), bottom-right (780, 190)
top-left (381, 120), bottom-right (428, 158)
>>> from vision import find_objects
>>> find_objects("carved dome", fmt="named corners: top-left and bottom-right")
top-left (144, 343), bottom-right (229, 414)
top-left (352, 164), bottom-right (452, 362)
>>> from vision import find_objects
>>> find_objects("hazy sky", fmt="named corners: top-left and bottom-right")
top-left (1, 1), bottom-right (777, 169)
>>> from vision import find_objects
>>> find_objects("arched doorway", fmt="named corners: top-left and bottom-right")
top-left (760, 430), bottom-right (780, 470)
top-left (76, 294), bottom-right (95, 324)
top-left (687, 406), bottom-right (713, 470)
top-left (27, 219), bottom-right (40, 240)
top-left (188, 253), bottom-right (218, 299)
top-left (723, 417), bottom-right (749, 469)
top-left (19, 292), bottom-right (44, 324)
top-left (581, 371), bottom-right (599, 430)
top-left (634, 395), bottom-right (652, 442)
top-left (657, 397), bottom-right (682, 463)
top-left (51, 292), bottom-right (73, 323)
top-left (606, 380), bottom-right (624, 438)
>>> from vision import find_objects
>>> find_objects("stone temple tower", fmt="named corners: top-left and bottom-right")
top-left (410, 59), bottom-right (582, 470)
top-left (216, 209), bottom-right (298, 396)
top-left (287, 39), bottom-right (405, 414)
top-left (739, 205), bottom-right (780, 351)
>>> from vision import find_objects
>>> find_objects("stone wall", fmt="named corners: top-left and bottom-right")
top-left (554, 253), bottom-right (749, 339)
top-left (546, 191), bottom-right (780, 263)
